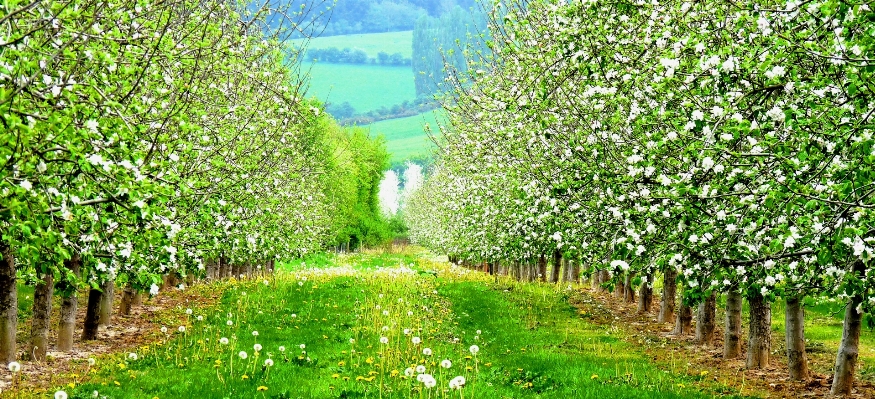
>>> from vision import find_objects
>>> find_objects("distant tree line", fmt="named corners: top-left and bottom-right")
top-left (325, 97), bottom-right (439, 125)
top-left (412, 6), bottom-right (489, 98)
top-left (280, 0), bottom-right (479, 37)
top-left (306, 47), bottom-right (411, 66)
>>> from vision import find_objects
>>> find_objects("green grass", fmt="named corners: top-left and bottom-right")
top-left (303, 63), bottom-right (415, 114)
top-left (60, 251), bottom-right (733, 399)
top-left (367, 110), bottom-right (445, 162)
top-left (294, 31), bottom-right (413, 58)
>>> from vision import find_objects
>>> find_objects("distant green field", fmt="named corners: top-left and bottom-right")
top-left (365, 110), bottom-right (446, 161)
top-left (294, 31), bottom-right (413, 58)
top-left (303, 63), bottom-right (416, 114)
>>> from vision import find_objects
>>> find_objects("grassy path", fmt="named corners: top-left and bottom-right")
top-left (29, 251), bottom-right (752, 399)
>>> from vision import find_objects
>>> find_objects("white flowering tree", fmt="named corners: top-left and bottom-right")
top-left (0, 0), bottom-right (390, 366)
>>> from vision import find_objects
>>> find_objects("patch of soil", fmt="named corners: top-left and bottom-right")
top-left (568, 288), bottom-right (875, 398)
top-left (1, 283), bottom-right (224, 396)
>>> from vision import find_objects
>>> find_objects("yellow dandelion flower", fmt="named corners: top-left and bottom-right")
top-left (342, 376), bottom-right (350, 381)
top-left (365, 357), bottom-right (374, 364)
top-left (364, 376), bottom-right (375, 382)
top-left (67, 383), bottom-right (75, 389)
top-left (390, 370), bottom-right (399, 377)
top-left (368, 370), bottom-right (378, 376)
top-left (699, 370), bottom-right (708, 377)
top-left (242, 375), bottom-right (249, 380)
top-left (332, 374), bottom-right (340, 379)
top-left (464, 355), bottom-right (472, 360)
top-left (114, 381), bottom-right (121, 386)
top-left (591, 374), bottom-right (598, 380)
top-left (465, 366), bottom-right (473, 371)
top-left (257, 386), bottom-right (268, 391)
top-left (338, 361), bottom-right (346, 366)
top-left (356, 376), bottom-right (365, 381)
top-left (485, 362), bottom-right (492, 367)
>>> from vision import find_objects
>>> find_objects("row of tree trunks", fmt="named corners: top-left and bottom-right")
top-left (461, 253), bottom-right (865, 393)
top-left (2, 250), bottom-right (275, 365)
top-left (471, 254), bottom-right (859, 393)
top-left (477, 253), bottom-right (861, 396)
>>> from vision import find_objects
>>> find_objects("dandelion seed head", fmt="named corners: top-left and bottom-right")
top-left (8, 361), bottom-right (21, 372)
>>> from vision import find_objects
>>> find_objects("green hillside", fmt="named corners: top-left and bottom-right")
top-left (367, 111), bottom-right (445, 161)
top-left (295, 31), bottom-right (413, 58)
top-left (303, 63), bottom-right (416, 114)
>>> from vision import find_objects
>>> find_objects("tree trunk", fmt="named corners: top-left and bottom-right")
top-left (746, 292), bottom-right (772, 369)
top-left (558, 257), bottom-right (567, 283)
top-left (537, 255), bottom-right (547, 282)
top-left (206, 259), bottom-right (217, 280)
top-left (119, 283), bottom-right (136, 316)
top-left (30, 270), bottom-right (54, 361)
top-left (570, 259), bottom-right (581, 284)
top-left (674, 300), bottom-right (692, 335)
top-left (590, 266), bottom-right (602, 292)
top-left (659, 266), bottom-right (677, 323)
top-left (695, 292), bottom-right (717, 345)
top-left (724, 289), bottom-right (743, 359)
top-left (81, 287), bottom-right (103, 341)
top-left (98, 279), bottom-right (114, 328)
top-left (638, 279), bottom-right (653, 313)
top-left (624, 272), bottom-right (636, 303)
top-left (549, 250), bottom-right (561, 283)
top-left (831, 261), bottom-right (866, 395)
top-left (57, 254), bottom-right (81, 352)
top-left (785, 296), bottom-right (809, 381)
top-left (615, 272), bottom-right (626, 300)
top-left (599, 270), bottom-right (610, 292)
top-left (219, 257), bottom-right (229, 278)
top-left (0, 245), bottom-right (17, 364)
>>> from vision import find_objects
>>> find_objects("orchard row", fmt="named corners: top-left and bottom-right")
top-left (407, 0), bottom-right (874, 396)
top-left (0, 0), bottom-right (388, 367)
